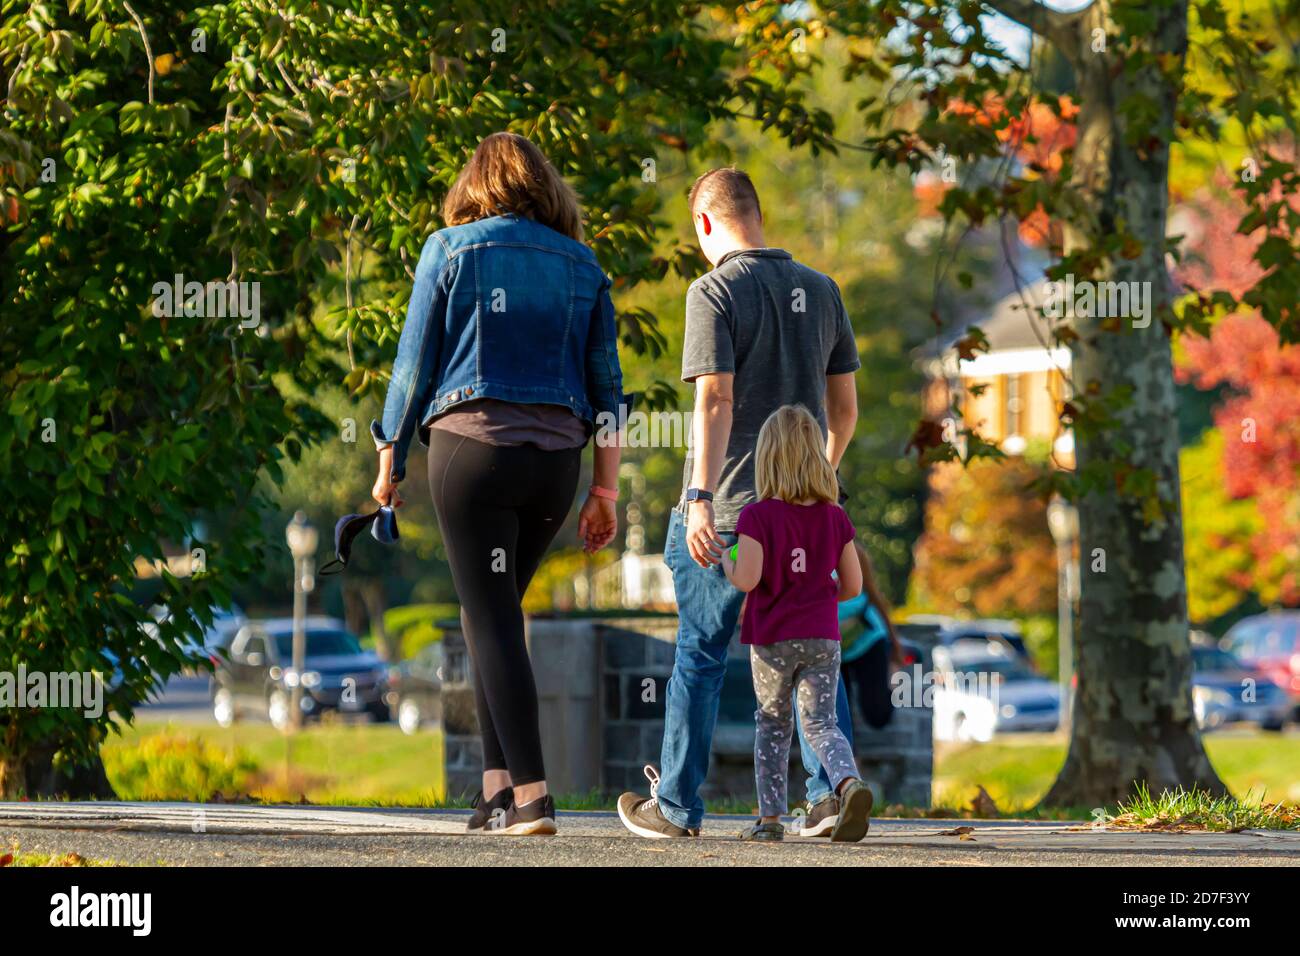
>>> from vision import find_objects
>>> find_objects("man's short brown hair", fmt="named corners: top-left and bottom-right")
top-left (688, 167), bottom-right (762, 225)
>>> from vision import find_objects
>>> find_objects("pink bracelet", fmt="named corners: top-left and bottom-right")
top-left (589, 484), bottom-right (619, 501)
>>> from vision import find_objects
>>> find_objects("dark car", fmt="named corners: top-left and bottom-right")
top-left (1222, 612), bottom-right (1300, 722)
top-left (1193, 645), bottom-right (1291, 731)
top-left (386, 643), bottom-right (444, 735)
top-left (211, 617), bottom-right (390, 729)
top-left (940, 620), bottom-right (1031, 660)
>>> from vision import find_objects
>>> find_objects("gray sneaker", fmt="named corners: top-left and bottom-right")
top-left (616, 767), bottom-right (700, 839)
top-left (831, 779), bottom-right (873, 843)
top-left (798, 794), bottom-right (840, 838)
top-left (739, 820), bottom-right (785, 842)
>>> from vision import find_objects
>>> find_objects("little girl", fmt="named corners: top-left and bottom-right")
top-left (720, 404), bottom-right (871, 842)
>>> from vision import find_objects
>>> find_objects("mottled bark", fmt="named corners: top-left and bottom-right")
top-left (1039, 0), bottom-right (1225, 806)
top-left (0, 743), bottom-right (116, 800)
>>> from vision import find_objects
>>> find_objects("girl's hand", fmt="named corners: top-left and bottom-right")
top-left (719, 545), bottom-right (736, 580)
top-left (577, 494), bottom-right (617, 553)
top-left (372, 450), bottom-right (404, 508)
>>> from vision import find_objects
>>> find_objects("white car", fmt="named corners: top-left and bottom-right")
top-left (932, 645), bottom-right (1060, 742)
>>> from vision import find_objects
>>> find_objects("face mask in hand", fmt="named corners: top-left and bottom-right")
top-left (318, 505), bottom-right (399, 576)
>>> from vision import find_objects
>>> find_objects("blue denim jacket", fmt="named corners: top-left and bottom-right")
top-left (370, 214), bottom-right (623, 481)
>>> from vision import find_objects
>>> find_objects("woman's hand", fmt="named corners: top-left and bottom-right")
top-left (373, 448), bottom-right (404, 508)
top-left (577, 494), bottom-right (617, 553)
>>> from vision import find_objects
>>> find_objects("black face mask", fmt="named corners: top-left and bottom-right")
top-left (318, 505), bottom-right (399, 576)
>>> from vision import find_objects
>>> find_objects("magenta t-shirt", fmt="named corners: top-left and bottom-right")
top-left (735, 498), bottom-right (856, 646)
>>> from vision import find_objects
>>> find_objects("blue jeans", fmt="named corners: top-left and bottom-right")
top-left (655, 509), bottom-right (856, 828)
top-left (799, 675), bottom-right (855, 805)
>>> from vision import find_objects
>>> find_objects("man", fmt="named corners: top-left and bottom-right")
top-left (617, 168), bottom-right (861, 838)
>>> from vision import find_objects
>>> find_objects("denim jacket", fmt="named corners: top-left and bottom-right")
top-left (371, 214), bottom-right (624, 481)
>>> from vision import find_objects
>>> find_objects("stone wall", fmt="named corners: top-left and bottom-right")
top-left (440, 614), bottom-right (936, 809)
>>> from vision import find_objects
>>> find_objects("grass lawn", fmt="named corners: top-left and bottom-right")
top-left (105, 721), bottom-right (1299, 816)
top-left (934, 731), bottom-right (1300, 813)
top-left (2, 847), bottom-right (123, 867)
top-left (106, 720), bottom-right (445, 805)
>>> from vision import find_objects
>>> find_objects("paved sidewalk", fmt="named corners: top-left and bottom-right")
top-left (2, 802), bottom-right (1298, 866)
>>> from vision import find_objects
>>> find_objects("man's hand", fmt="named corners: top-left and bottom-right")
top-left (686, 499), bottom-right (725, 568)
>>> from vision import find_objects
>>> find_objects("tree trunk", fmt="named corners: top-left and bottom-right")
top-left (0, 743), bottom-right (116, 800)
top-left (361, 579), bottom-right (398, 661)
top-left (342, 581), bottom-right (368, 638)
top-left (1041, 0), bottom-right (1226, 807)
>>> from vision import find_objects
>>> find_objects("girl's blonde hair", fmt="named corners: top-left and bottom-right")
top-left (754, 405), bottom-right (839, 504)
top-left (443, 132), bottom-right (583, 240)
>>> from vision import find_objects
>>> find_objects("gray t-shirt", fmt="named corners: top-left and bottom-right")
top-left (678, 248), bottom-right (860, 531)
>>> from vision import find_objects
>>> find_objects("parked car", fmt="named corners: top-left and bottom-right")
top-left (932, 644), bottom-right (1060, 742)
top-left (386, 643), bottom-right (444, 735)
top-left (1222, 612), bottom-right (1300, 721)
top-left (1192, 645), bottom-right (1290, 731)
top-left (940, 619), bottom-right (1030, 660)
top-left (144, 602), bottom-right (247, 669)
top-left (211, 617), bottom-right (390, 729)
top-left (898, 615), bottom-right (1029, 661)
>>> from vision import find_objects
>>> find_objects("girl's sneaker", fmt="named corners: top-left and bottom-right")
top-left (488, 794), bottom-right (557, 836)
top-left (830, 779), bottom-right (873, 843)
top-left (739, 820), bottom-right (785, 841)
top-left (798, 795), bottom-right (840, 838)
top-left (466, 788), bottom-right (513, 832)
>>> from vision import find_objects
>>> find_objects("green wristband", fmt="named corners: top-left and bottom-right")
top-left (729, 544), bottom-right (739, 562)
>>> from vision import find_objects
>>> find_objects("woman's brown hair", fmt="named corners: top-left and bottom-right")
top-left (442, 132), bottom-right (583, 240)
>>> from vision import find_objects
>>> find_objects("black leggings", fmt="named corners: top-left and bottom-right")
top-left (841, 638), bottom-right (895, 730)
top-left (427, 429), bottom-right (581, 786)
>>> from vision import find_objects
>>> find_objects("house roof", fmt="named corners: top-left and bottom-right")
top-left (978, 283), bottom-right (1055, 352)
top-left (921, 281), bottom-right (1068, 377)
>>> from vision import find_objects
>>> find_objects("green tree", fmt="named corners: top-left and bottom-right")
top-left (817, 0), bottom-right (1300, 805)
top-left (601, 35), bottom-right (997, 602)
top-left (0, 1), bottom-right (833, 796)
top-left (1179, 429), bottom-right (1264, 624)
top-left (911, 458), bottom-right (1057, 617)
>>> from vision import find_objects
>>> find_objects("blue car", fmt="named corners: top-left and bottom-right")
top-left (1192, 646), bottom-right (1290, 731)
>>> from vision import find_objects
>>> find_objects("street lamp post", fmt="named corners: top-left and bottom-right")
top-left (1046, 495), bottom-right (1079, 737)
top-left (285, 511), bottom-right (318, 732)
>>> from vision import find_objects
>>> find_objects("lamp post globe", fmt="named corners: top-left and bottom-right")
top-left (284, 510), bottom-right (317, 730)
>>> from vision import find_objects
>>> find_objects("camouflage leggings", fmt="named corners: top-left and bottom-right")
top-left (751, 639), bottom-right (860, 819)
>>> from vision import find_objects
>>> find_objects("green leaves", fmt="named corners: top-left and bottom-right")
top-left (0, 0), bottom-right (843, 789)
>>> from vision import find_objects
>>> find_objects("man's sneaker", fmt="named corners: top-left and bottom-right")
top-left (487, 794), bottom-right (557, 836)
top-left (466, 788), bottom-right (513, 832)
top-left (797, 795), bottom-right (840, 838)
top-left (830, 779), bottom-right (873, 843)
top-left (616, 766), bottom-right (700, 839)
top-left (738, 820), bottom-right (785, 841)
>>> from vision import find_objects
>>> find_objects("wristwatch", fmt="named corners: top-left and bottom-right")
top-left (685, 488), bottom-right (714, 503)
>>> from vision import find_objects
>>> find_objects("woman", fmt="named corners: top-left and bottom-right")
top-left (370, 132), bottom-right (623, 835)
top-left (836, 543), bottom-right (905, 728)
